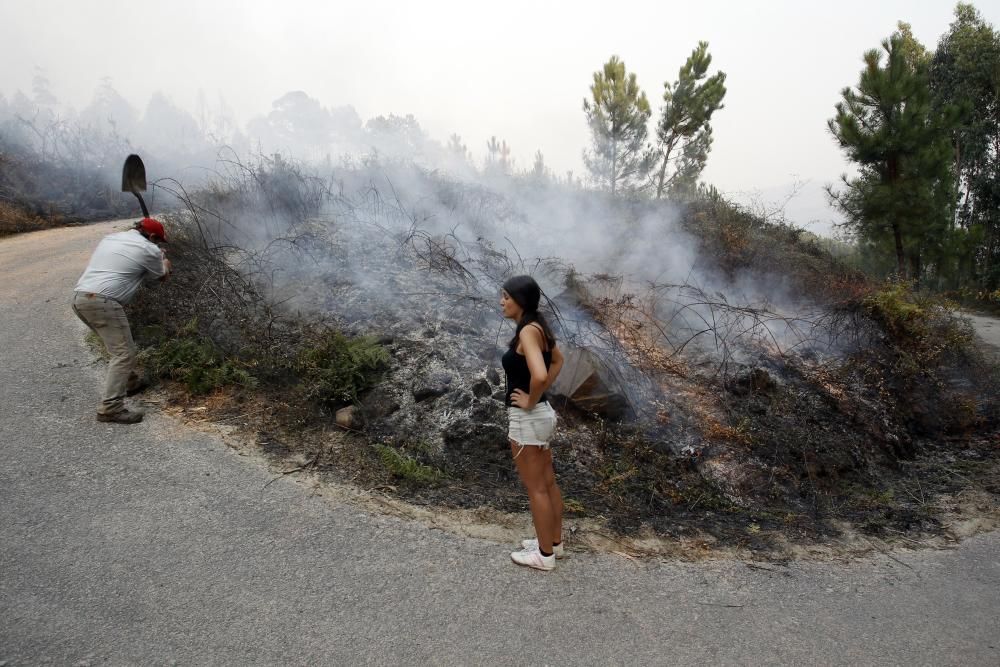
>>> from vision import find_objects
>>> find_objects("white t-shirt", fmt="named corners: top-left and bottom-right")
top-left (74, 229), bottom-right (167, 304)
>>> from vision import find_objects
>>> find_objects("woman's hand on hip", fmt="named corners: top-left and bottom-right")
top-left (510, 389), bottom-right (534, 410)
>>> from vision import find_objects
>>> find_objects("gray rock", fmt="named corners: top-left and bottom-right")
top-left (413, 373), bottom-right (453, 402)
top-left (448, 392), bottom-right (473, 410)
top-left (442, 417), bottom-right (507, 455)
top-left (360, 388), bottom-right (400, 418)
top-left (470, 399), bottom-right (502, 423)
top-left (471, 379), bottom-right (492, 398)
top-left (413, 384), bottom-right (449, 402)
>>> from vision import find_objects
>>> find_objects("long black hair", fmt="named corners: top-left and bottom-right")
top-left (503, 275), bottom-right (556, 351)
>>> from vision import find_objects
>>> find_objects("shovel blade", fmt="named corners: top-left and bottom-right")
top-left (122, 154), bottom-right (147, 192)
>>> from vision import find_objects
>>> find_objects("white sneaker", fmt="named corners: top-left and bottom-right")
top-left (521, 538), bottom-right (565, 559)
top-left (511, 548), bottom-right (556, 571)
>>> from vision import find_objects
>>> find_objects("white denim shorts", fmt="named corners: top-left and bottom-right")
top-left (508, 401), bottom-right (558, 448)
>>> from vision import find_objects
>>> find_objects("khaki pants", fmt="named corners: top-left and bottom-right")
top-left (72, 292), bottom-right (141, 415)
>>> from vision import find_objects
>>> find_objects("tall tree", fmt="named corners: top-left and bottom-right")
top-left (651, 42), bottom-right (726, 199)
top-left (31, 68), bottom-right (58, 108)
top-left (447, 133), bottom-right (469, 162)
top-left (531, 150), bottom-right (548, 181)
top-left (583, 56), bottom-right (652, 196)
top-left (930, 3), bottom-right (1000, 288)
top-left (665, 126), bottom-right (714, 199)
top-left (247, 91), bottom-right (333, 159)
top-left (484, 136), bottom-right (512, 175)
top-left (366, 113), bottom-right (430, 161)
top-left (80, 78), bottom-right (138, 136)
top-left (828, 23), bottom-right (958, 280)
top-left (138, 92), bottom-right (205, 157)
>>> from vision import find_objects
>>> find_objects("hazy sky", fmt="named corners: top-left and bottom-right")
top-left (1, 0), bottom-right (996, 233)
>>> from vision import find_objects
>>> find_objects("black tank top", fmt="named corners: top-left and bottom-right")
top-left (501, 324), bottom-right (553, 407)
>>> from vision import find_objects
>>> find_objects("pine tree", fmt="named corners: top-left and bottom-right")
top-left (486, 135), bottom-right (501, 165)
top-left (485, 136), bottom-right (512, 176)
top-left (583, 56), bottom-right (652, 196)
top-left (531, 150), bottom-right (548, 181)
top-left (666, 126), bottom-right (713, 200)
top-left (499, 139), bottom-right (512, 173)
top-left (447, 133), bottom-right (469, 162)
top-left (828, 23), bottom-right (958, 280)
top-left (652, 42), bottom-right (726, 199)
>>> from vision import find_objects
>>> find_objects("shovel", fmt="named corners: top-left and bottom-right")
top-left (121, 154), bottom-right (149, 218)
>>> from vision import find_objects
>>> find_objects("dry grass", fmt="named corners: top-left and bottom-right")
top-left (0, 201), bottom-right (64, 237)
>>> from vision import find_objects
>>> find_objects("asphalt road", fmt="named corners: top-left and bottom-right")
top-left (2, 222), bottom-right (998, 666)
top-left (962, 311), bottom-right (1000, 350)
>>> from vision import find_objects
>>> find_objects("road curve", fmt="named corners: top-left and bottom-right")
top-left (1, 222), bottom-right (998, 665)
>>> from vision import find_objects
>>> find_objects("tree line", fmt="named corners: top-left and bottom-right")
top-left (828, 3), bottom-right (999, 290)
top-left (583, 3), bottom-right (999, 294)
top-left (4, 2), bottom-right (997, 295)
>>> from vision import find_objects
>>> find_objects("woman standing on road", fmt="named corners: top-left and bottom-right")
top-left (501, 275), bottom-right (565, 571)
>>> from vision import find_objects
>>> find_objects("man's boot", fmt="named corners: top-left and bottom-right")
top-left (96, 408), bottom-right (145, 424)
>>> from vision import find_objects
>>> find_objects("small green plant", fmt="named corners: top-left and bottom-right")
top-left (862, 281), bottom-right (974, 360)
top-left (298, 332), bottom-right (390, 404)
top-left (872, 487), bottom-right (895, 504)
top-left (141, 320), bottom-right (255, 394)
top-left (563, 497), bottom-right (586, 514)
top-left (862, 281), bottom-right (928, 342)
top-left (406, 439), bottom-right (438, 457)
top-left (375, 445), bottom-right (444, 485)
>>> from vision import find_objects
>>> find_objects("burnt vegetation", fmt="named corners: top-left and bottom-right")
top-left (0, 99), bottom-right (136, 236)
top-left (4, 11), bottom-right (999, 554)
top-left (115, 153), bottom-right (1000, 554)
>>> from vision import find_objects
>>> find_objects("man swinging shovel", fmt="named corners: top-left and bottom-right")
top-left (71, 155), bottom-right (172, 423)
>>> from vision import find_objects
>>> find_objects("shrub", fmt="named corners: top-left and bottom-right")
top-left (862, 281), bottom-right (928, 341)
top-left (297, 332), bottom-right (390, 405)
top-left (375, 445), bottom-right (444, 485)
top-left (141, 320), bottom-right (256, 394)
top-left (681, 193), bottom-right (868, 303)
top-left (851, 280), bottom-right (986, 438)
top-left (0, 201), bottom-right (48, 236)
top-left (861, 281), bottom-right (972, 357)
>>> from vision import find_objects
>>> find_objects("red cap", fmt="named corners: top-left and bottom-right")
top-left (139, 217), bottom-right (167, 242)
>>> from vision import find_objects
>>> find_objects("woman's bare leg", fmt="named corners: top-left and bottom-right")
top-left (511, 441), bottom-right (556, 553)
